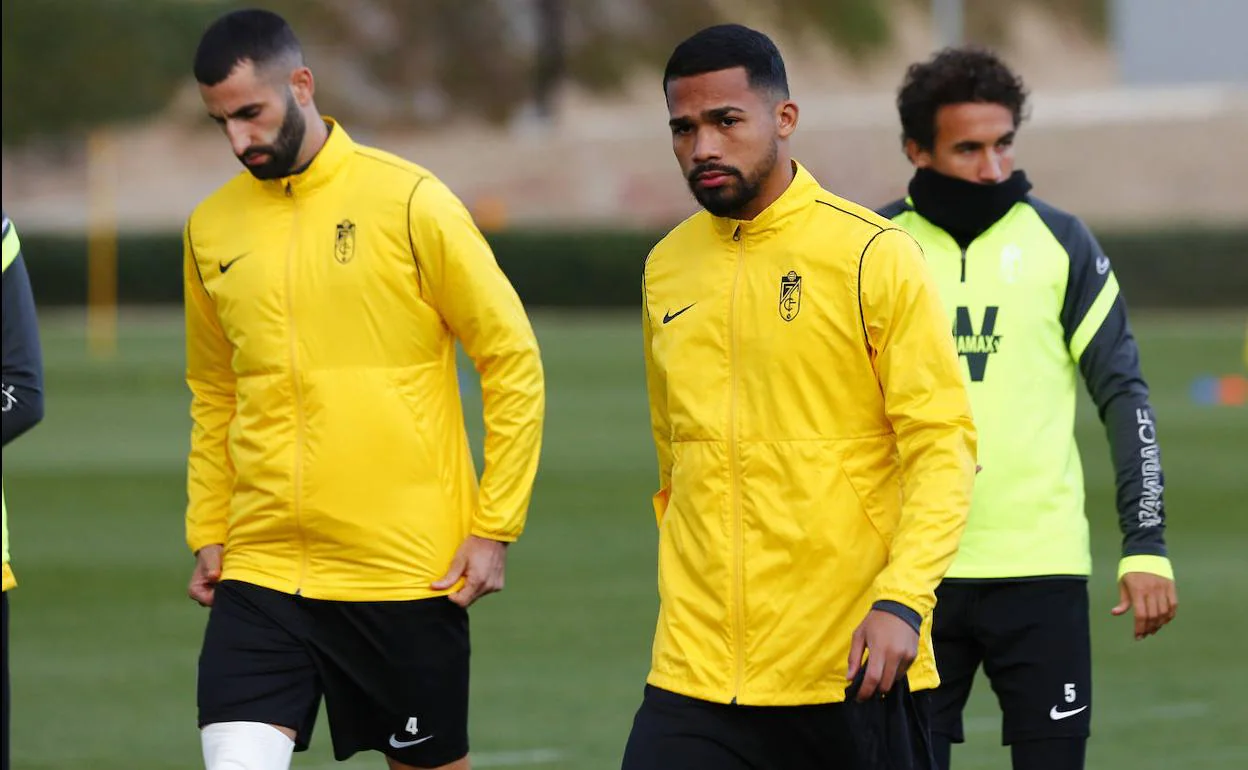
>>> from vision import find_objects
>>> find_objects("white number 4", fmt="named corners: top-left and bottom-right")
top-left (1064, 683), bottom-right (1077, 703)
top-left (406, 717), bottom-right (420, 735)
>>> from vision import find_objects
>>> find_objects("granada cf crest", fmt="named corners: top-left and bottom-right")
top-left (779, 270), bottom-right (802, 321)
top-left (334, 220), bottom-right (356, 264)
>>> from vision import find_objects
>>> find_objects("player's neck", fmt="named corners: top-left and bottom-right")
top-left (291, 114), bottom-right (331, 174)
top-left (733, 155), bottom-right (796, 221)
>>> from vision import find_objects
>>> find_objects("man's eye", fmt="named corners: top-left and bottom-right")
top-left (721, 117), bottom-right (739, 127)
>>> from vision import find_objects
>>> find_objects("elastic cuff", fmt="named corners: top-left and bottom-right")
top-left (469, 528), bottom-right (520, 544)
top-left (187, 532), bottom-right (227, 555)
top-left (872, 600), bottom-right (922, 634)
top-left (1118, 554), bottom-right (1174, 581)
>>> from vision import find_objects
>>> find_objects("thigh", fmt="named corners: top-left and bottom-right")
top-left (1010, 737), bottom-right (1087, 770)
top-left (929, 582), bottom-right (984, 743)
top-left (621, 686), bottom-right (757, 770)
top-left (197, 580), bottom-right (322, 751)
top-left (979, 580), bottom-right (1091, 745)
top-left (306, 596), bottom-right (470, 768)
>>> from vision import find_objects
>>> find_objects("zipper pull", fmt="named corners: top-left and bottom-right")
top-left (285, 181), bottom-right (293, 198)
top-left (733, 225), bottom-right (742, 242)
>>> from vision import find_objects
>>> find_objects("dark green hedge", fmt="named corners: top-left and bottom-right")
top-left (16, 227), bottom-right (1248, 309)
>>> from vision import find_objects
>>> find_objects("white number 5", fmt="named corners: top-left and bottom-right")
top-left (1064, 683), bottom-right (1077, 703)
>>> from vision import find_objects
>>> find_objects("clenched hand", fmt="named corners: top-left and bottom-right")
top-left (847, 609), bottom-right (919, 702)
top-left (188, 544), bottom-right (224, 607)
top-left (433, 536), bottom-right (509, 608)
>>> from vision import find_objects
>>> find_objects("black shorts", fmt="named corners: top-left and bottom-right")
top-left (621, 676), bottom-right (936, 770)
top-left (198, 580), bottom-right (470, 766)
top-left (930, 579), bottom-right (1091, 746)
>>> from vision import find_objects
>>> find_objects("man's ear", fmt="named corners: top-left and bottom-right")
top-left (777, 100), bottom-right (799, 139)
top-left (904, 138), bottom-right (932, 168)
top-left (290, 66), bottom-right (315, 106)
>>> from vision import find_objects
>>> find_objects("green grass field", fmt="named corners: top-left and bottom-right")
top-left (5, 309), bottom-right (1246, 769)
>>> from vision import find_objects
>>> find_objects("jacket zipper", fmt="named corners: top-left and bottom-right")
top-left (729, 225), bottom-right (746, 702)
top-left (960, 246), bottom-right (968, 283)
top-left (284, 182), bottom-right (310, 594)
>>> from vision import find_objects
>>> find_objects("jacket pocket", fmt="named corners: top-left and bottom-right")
top-left (738, 439), bottom-right (888, 593)
top-left (652, 487), bottom-right (671, 528)
top-left (839, 438), bottom-right (902, 548)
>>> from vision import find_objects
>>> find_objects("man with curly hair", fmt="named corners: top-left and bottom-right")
top-left (879, 47), bottom-right (1178, 770)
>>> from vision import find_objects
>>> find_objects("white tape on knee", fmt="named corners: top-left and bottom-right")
top-left (202, 721), bottom-right (295, 770)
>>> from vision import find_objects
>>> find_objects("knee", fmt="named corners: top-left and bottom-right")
top-left (201, 721), bottom-right (295, 770)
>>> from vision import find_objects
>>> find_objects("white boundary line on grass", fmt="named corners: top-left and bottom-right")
top-left (301, 747), bottom-right (565, 769)
top-left (474, 749), bottom-right (567, 767)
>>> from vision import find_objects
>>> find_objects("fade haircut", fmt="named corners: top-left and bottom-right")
top-left (663, 24), bottom-right (789, 100)
top-left (193, 9), bottom-right (304, 86)
top-left (897, 46), bottom-right (1028, 150)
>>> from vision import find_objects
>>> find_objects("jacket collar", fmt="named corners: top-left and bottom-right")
top-left (255, 116), bottom-right (353, 198)
top-left (907, 168), bottom-right (1032, 248)
top-left (710, 160), bottom-right (820, 241)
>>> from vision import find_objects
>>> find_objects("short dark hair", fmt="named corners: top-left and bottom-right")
top-left (663, 24), bottom-right (789, 99)
top-left (897, 47), bottom-right (1027, 150)
top-left (193, 9), bottom-right (303, 86)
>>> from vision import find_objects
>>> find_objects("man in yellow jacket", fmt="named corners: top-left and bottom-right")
top-left (184, 11), bottom-right (544, 770)
top-left (621, 25), bottom-right (977, 770)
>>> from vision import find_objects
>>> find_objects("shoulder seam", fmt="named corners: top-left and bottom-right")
top-left (857, 227), bottom-right (905, 351)
top-left (186, 216), bottom-right (210, 296)
top-left (353, 149), bottom-right (429, 180)
top-left (406, 176), bottom-right (428, 293)
top-left (815, 199), bottom-right (885, 231)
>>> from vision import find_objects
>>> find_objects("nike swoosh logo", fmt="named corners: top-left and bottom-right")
top-left (218, 253), bottom-right (249, 273)
top-left (1049, 705), bottom-right (1088, 721)
top-left (662, 303), bottom-right (696, 324)
top-left (388, 733), bottom-right (434, 749)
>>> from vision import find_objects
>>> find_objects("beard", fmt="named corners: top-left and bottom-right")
top-left (686, 138), bottom-right (779, 218)
top-left (238, 90), bottom-right (307, 180)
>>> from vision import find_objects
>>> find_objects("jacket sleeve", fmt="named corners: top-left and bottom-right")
top-left (1056, 217), bottom-right (1171, 580)
top-left (408, 177), bottom-right (544, 543)
top-left (859, 227), bottom-right (978, 619)
top-left (184, 220), bottom-right (237, 554)
top-left (2, 215), bottom-right (46, 446)
top-left (642, 260), bottom-right (673, 520)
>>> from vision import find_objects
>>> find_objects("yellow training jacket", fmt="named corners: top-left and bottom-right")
top-left (642, 163), bottom-right (977, 705)
top-left (184, 120), bottom-right (544, 601)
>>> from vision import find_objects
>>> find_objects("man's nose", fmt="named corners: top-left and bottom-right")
top-left (691, 127), bottom-right (723, 164)
top-left (226, 123), bottom-right (252, 157)
top-left (979, 151), bottom-right (1006, 183)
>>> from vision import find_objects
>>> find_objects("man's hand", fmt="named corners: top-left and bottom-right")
top-left (432, 536), bottom-right (508, 608)
top-left (847, 608), bottom-right (919, 702)
top-left (188, 544), bottom-right (224, 607)
top-left (1112, 572), bottom-right (1177, 640)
